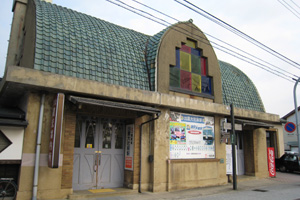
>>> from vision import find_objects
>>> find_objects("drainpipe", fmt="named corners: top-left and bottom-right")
top-left (139, 112), bottom-right (160, 193)
top-left (32, 94), bottom-right (45, 200)
top-left (293, 77), bottom-right (300, 153)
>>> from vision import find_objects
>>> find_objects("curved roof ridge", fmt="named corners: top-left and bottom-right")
top-left (146, 20), bottom-right (195, 91)
top-left (219, 60), bottom-right (265, 112)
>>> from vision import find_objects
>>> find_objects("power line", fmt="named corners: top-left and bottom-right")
top-left (291, 0), bottom-right (300, 10)
top-left (174, 0), bottom-right (300, 70)
top-left (106, 0), bottom-right (296, 82)
top-left (278, 0), bottom-right (300, 20)
top-left (128, 0), bottom-right (298, 79)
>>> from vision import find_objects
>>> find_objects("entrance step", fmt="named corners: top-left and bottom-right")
top-left (69, 188), bottom-right (138, 199)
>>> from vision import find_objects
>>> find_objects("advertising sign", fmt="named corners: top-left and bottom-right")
top-left (169, 112), bottom-right (215, 159)
top-left (125, 124), bottom-right (134, 170)
top-left (226, 145), bottom-right (232, 174)
top-left (48, 93), bottom-right (65, 168)
top-left (267, 147), bottom-right (276, 177)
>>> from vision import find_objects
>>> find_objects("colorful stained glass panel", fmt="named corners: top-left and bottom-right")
top-left (170, 67), bottom-right (180, 88)
top-left (201, 57), bottom-right (207, 76)
top-left (191, 54), bottom-right (201, 75)
top-left (186, 40), bottom-right (196, 48)
top-left (181, 70), bottom-right (191, 90)
top-left (180, 51), bottom-right (191, 72)
top-left (176, 48), bottom-right (180, 68)
top-left (181, 44), bottom-right (191, 53)
top-left (201, 76), bottom-right (212, 94)
top-left (192, 73), bottom-right (201, 93)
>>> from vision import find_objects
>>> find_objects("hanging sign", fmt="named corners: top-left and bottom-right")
top-left (125, 124), bottom-right (134, 170)
top-left (48, 93), bottom-right (65, 168)
top-left (267, 147), bottom-right (276, 177)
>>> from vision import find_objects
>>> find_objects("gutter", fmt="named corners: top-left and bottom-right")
top-left (138, 112), bottom-right (160, 193)
top-left (32, 93), bottom-right (45, 200)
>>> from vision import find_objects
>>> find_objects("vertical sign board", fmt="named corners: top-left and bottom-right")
top-left (226, 145), bottom-right (232, 174)
top-left (48, 93), bottom-right (65, 168)
top-left (125, 124), bottom-right (134, 170)
top-left (267, 147), bottom-right (276, 177)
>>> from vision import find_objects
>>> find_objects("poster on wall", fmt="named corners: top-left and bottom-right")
top-left (125, 124), bottom-right (134, 170)
top-left (169, 112), bottom-right (215, 159)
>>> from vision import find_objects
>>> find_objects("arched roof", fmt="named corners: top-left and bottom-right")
top-left (219, 61), bottom-right (265, 112)
top-left (34, 0), bottom-right (151, 90)
top-left (32, 0), bottom-right (265, 112)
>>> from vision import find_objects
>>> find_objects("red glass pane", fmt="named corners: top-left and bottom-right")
top-left (181, 44), bottom-right (191, 53)
top-left (201, 57), bottom-right (207, 76)
top-left (180, 70), bottom-right (191, 90)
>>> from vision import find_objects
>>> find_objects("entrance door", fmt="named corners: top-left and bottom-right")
top-left (236, 132), bottom-right (245, 175)
top-left (72, 116), bottom-right (125, 190)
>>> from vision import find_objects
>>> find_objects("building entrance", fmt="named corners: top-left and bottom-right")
top-left (72, 116), bottom-right (125, 190)
top-left (236, 132), bottom-right (245, 175)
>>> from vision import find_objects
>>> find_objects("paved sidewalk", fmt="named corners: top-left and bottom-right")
top-left (69, 172), bottom-right (300, 200)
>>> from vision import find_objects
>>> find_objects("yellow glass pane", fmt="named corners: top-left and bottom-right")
top-left (180, 51), bottom-right (191, 72)
top-left (186, 40), bottom-right (196, 48)
top-left (192, 73), bottom-right (201, 93)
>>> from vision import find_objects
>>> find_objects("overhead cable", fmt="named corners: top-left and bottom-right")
top-left (174, 0), bottom-right (300, 70)
top-left (106, 0), bottom-right (297, 82)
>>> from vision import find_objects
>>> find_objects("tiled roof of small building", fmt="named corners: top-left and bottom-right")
top-left (219, 61), bottom-right (265, 112)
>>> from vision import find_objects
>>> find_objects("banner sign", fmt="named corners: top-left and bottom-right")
top-left (267, 147), bottom-right (276, 177)
top-left (169, 112), bottom-right (215, 159)
top-left (226, 145), bottom-right (232, 174)
top-left (125, 124), bottom-right (134, 170)
top-left (48, 93), bottom-right (65, 168)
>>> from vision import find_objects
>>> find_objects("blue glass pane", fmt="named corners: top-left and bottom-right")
top-left (176, 48), bottom-right (180, 68)
top-left (191, 48), bottom-right (201, 56)
top-left (201, 76), bottom-right (212, 94)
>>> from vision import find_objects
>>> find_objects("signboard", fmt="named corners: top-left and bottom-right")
top-left (48, 93), bottom-right (65, 168)
top-left (284, 122), bottom-right (296, 133)
top-left (125, 124), bottom-right (134, 170)
top-left (226, 145), bottom-right (232, 174)
top-left (267, 147), bottom-right (276, 177)
top-left (169, 112), bottom-right (215, 159)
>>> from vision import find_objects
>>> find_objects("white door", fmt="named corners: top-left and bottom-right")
top-left (72, 117), bottom-right (125, 190)
top-left (236, 132), bottom-right (245, 175)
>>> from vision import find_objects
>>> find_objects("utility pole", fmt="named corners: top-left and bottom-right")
top-left (230, 103), bottom-right (237, 190)
top-left (293, 78), bottom-right (300, 153)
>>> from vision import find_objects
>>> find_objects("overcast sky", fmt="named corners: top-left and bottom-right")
top-left (1, 0), bottom-right (300, 117)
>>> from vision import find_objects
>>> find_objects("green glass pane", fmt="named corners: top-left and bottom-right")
top-left (192, 73), bottom-right (201, 93)
top-left (170, 67), bottom-right (180, 88)
top-left (180, 51), bottom-right (191, 72)
top-left (191, 54), bottom-right (201, 75)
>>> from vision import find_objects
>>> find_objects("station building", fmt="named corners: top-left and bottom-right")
top-left (0, 0), bottom-right (284, 199)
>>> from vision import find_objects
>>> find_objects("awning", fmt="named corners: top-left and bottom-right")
top-left (68, 95), bottom-right (161, 115)
top-left (235, 119), bottom-right (274, 128)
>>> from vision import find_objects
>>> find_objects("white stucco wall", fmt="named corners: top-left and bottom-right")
top-left (0, 126), bottom-right (24, 160)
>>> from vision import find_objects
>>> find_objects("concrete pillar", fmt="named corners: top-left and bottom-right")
top-left (5, 0), bottom-right (28, 71)
top-left (253, 128), bottom-right (269, 178)
top-left (152, 108), bottom-right (170, 192)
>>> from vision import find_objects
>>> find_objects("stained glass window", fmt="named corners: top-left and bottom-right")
top-left (170, 40), bottom-right (212, 96)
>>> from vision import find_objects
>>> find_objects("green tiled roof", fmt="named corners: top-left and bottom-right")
top-left (219, 61), bottom-right (265, 112)
top-left (33, 0), bottom-right (265, 112)
top-left (34, 0), bottom-right (151, 90)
